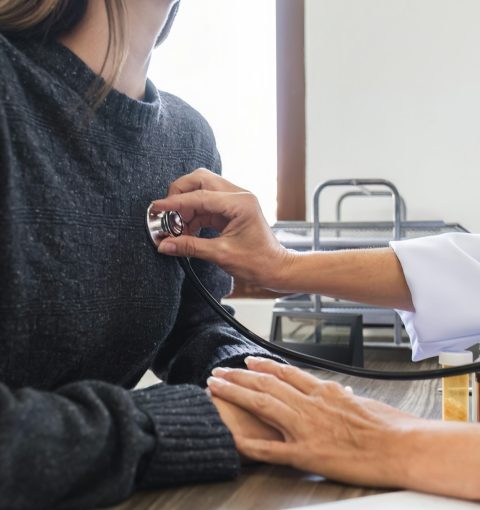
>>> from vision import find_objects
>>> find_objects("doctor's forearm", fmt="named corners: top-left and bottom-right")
top-left (398, 420), bottom-right (480, 499)
top-left (276, 248), bottom-right (414, 311)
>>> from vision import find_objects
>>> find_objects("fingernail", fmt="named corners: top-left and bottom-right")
top-left (149, 202), bottom-right (161, 213)
top-left (158, 242), bottom-right (176, 254)
top-left (344, 385), bottom-right (354, 394)
top-left (212, 367), bottom-right (230, 376)
top-left (245, 356), bottom-right (266, 365)
top-left (207, 376), bottom-right (227, 387)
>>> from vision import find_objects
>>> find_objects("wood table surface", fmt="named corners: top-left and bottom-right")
top-left (105, 359), bottom-right (441, 510)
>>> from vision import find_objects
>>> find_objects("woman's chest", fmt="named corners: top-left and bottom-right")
top-left (0, 121), bottom-right (200, 388)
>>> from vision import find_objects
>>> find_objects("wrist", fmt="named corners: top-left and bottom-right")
top-left (381, 418), bottom-right (427, 490)
top-left (267, 249), bottom-right (302, 292)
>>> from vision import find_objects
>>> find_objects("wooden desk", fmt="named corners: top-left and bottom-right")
top-left (107, 360), bottom-right (440, 510)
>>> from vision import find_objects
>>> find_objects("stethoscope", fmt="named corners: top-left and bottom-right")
top-left (146, 205), bottom-right (480, 380)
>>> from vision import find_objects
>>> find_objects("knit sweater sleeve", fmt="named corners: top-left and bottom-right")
top-left (152, 150), bottom-right (285, 386)
top-left (0, 381), bottom-right (239, 510)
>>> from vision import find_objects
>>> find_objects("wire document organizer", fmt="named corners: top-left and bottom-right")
top-left (270, 179), bottom-right (468, 359)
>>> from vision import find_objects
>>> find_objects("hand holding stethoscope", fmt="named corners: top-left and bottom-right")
top-left (150, 168), bottom-right (292, 290)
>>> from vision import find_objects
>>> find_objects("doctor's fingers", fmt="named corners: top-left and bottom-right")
top-left (158, 233), bottom-right (222, 261)
top-left (168, 168), bottom-right (246, 196)
top-left (244, 357), bottom-right (324, 395)
top-left (233, 436), bottom-right (294, 467)
top-left (207, 376), bottom-right (299, 432)
top-left (186, 212), bottom-right (229, 235)
top-left (211, 367), bottom-right (306, 411)
top-left (151, 189), bottom-right (249, 223)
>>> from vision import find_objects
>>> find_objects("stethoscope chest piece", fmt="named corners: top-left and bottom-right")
top-left (146, 204), bottom-right (184, 247)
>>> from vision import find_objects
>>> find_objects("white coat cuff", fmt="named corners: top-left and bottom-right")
top-left (390, 233), bottom-right (480, 361)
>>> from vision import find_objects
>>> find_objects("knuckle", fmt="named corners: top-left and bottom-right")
top-left (259, 374), bottom-right (277, 391)
top-left (195, 168), bottom-right (213, 186)
top-left (168, 182), bottom-right (180, 195)
top-left (253, 393), bottom-right (270, 410)
top-left (322, 381), bottom-right (343, 395)
top-left (183, 238), bottom-right (197, 258)
top-left (278, 364), bottom-right (296, 379)
top-left (257, 444), bottom-right (274, 459)
top-left (215, 240), bottom-right (231, 264)
top-left (243, 192), bottom-right (258, 206)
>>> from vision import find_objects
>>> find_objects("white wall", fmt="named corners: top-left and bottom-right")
top-left (305, 0), bottom-right (480, 232)
top-left (222, 298), bottom-right (275, 339)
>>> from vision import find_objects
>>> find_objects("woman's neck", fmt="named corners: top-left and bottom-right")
top-left (59, 0), bottom-right (176, 100)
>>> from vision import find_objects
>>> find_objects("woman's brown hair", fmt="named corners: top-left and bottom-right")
top-left (0, 0), bottom-right (128, 105)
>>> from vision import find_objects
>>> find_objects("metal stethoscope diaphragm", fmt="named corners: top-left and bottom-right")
top-left (146, 204), bottom-right (184, 247)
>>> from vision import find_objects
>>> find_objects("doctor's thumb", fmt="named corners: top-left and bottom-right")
top-left (158, 235), bottom-right (217, 263)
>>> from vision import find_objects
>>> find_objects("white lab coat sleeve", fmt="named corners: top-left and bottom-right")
top-left (390, 233), bottom-right (480, 361)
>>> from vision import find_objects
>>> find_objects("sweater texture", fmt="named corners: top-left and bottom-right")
top-left (0, 34), bottom-right (280, 510)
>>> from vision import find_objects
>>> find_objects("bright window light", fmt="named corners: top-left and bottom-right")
top-left (149, 0), bottom-right (277, 224)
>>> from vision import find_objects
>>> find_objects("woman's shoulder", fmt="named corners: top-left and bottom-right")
top-left (143, 82), bottom-right (221, 173)
top-left (157, 88), bottom-right (217, 149)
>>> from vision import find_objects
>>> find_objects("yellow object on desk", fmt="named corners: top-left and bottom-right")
top-left (439, 351), bottom-right (472, 421)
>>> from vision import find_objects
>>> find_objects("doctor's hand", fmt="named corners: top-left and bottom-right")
top-left (207, 357), bottom-right (419, 490)
top-left (150, 169), bottom-right (293, 289)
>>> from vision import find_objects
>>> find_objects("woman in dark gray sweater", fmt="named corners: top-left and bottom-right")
top-left (0, 1), bottom-right (280, 508)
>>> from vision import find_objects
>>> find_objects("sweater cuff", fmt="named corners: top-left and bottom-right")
top-left (132, 383), bottom-right (240, 488)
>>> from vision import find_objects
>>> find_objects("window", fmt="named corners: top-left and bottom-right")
top-left (149, 0), bottom-right (278, 224)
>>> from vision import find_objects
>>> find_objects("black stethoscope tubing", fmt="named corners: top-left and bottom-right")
top-left (178, 257), bottom-right (480, 380)
top-left (145, 205), bottom-right (480, 380)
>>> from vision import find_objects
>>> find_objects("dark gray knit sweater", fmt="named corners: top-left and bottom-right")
top-left (0, 35), bottom-right (278, 510)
